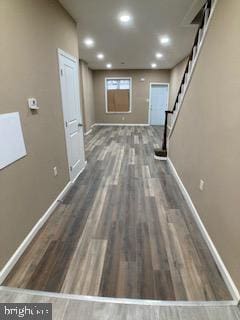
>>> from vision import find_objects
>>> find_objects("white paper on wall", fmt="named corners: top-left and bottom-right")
top-left (0, 112), bottom-right (27, 170)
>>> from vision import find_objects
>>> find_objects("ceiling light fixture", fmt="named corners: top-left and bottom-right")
top-left (106, 63), bottom-right (112, 69)
top-left (156, 52), bottom-right (163, 59)
top-left (97, 53), bottom-right (105, 60)
top-left (151, 63), bottom-right (157, 68)
top-left (119, 13), bottom-right (132, 24)
top-left (160, 36), bottom-right (170, 45)
top-left (84, 37), bottom-right (95, 47)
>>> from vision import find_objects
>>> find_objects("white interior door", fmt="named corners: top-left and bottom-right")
top-left (150, 84), bottom-right (169, 125)
top-left (58, 49), bottom-right (85, 182)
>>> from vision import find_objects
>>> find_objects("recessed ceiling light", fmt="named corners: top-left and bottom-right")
top-left (106, 63), bottom-right (112, 69)
top-left (119, 13), bottom-right (132, 24)
top-left (84, 37), bottom-right (94, 47)
top-left (151, 63), bottom-right (157, 68)
top-left (156, 52), bottom-right (163, 59)
top-left (97, 53), bottom-right (104, 60)
top-left (160, 36), bottom-right (170, 45)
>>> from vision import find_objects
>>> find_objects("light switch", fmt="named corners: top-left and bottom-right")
top-left (28, 98), bottom-right (39, 110)
top-left (53, 166), bottom-right (58, 176)
top-left (199, 179), bottom-right (204, 191)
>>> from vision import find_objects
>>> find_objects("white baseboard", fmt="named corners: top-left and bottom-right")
top-left (94, 123), bottom-right (150, 127)
top-left (84, 129), bottom-right (92, 136)
top-left (167, 158), bottom-right (240, 303)
top-left (0, 286), bottom-right (236, 307)
top-left (154, 155), bottom-right (167, 161)
top-left (84, 124), bottom-right (96, 136)
top-left (72, 162), bottom-right (87, 184)
top-left (0, 164), bottom-right (88, 285)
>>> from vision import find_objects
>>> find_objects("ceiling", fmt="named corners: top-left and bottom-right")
top-left (59, 0), bottom-right (206, 70)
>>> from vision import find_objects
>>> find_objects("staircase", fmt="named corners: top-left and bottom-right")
top-left (155, 0), bottom-right (213, 159)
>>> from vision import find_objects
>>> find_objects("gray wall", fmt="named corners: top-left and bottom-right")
top-left (93, 70), bottom-right (170, 124)
top-left (0, 0), bottom-right (78, 270)
top-left (80, 61), bottom-right (96, 132)
top-left (169, 0), bottom-right (240, 290)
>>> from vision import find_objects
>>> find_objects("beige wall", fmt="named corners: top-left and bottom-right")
top-left (169, 0), bottom-right (240, 290)
top-left (0, 0), bottom-right (78, 269)
top-left (93, 70), bottom-right (170, 124)
top-left (169, 57), bottom-right (188, 110)
top-left (80, 61), bottom-right (96, 132)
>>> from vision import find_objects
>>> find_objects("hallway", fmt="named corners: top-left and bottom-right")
top-left (4, 126), bottom-right (231, 301)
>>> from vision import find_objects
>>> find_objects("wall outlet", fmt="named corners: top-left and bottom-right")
top-left (53, 166), bottom-right (58, 177)
top-left (122, 117), bottom-right (125, 121)
top-left (199, 179), bottom-right (204, 191)
top-left (28, 98), bottom-right (39, 110)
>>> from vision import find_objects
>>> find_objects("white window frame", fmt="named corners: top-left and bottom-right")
top-left (105, 77), bottom-right (132, 114)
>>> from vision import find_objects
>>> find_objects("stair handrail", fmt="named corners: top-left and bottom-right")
top-left (160, 0), bottom-right (212, 153)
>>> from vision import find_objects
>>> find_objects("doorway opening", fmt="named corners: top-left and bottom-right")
top-left (149, 83), bottom-right (169, 126)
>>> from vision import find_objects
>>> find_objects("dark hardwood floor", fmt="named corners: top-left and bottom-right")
top-left (4, 126), bottom-right (231, 301)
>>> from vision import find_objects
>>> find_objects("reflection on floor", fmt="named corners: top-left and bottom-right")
top-left (4, 126), bottom-right (231, 301)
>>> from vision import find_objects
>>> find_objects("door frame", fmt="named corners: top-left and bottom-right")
top-left (148, 82), bottom-right (170, 125)
top-left (57, 48), bottom-right (85, 182)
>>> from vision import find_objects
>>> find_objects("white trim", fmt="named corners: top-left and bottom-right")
top-left (167, 158), bottom-right (240, 303)
top-left (169, 0), bottom-right (219, 138)
top-left (154, 155), bottom-right (167, 161)
top-left (84, 123), bottom-right (97, 136)
top-left (57, 48), bottom-right (77, 63)
top-left (71, 161), bottom-right (87, 184)
top-left (0, 287), bottom-right (236, 307)
top-left (148, 82), bottom-right (170, 125)
top-left (0, 181), bottom-right (72, 285)
top-left (84, 129), bottom-right (92, 136)
top-left (105, 111), bottom-right (132, 114)
top-left (94, 123), bottom-right (150, 127)
top-left (105, 77), bottom-right (132, 114)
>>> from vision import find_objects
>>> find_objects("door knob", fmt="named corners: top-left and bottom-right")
top-left (78, 123), bottom-right (83, 127)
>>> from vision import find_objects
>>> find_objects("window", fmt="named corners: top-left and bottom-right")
top-left (105, 78), bottom-right (132, 113)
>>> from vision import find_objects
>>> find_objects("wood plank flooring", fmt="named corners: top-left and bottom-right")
top-left (4, 126), bottom-right (231, 301)
top-left (1, 287), bottom-right (239, 320)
